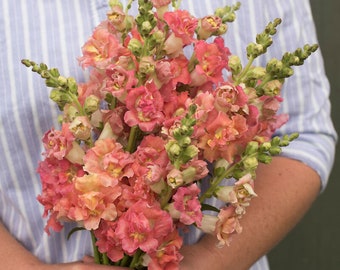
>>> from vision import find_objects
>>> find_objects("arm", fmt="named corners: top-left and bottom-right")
top-left (0, 223), bottom-right (126, 270)
top-left (180, 156), bottom-right (320, 270)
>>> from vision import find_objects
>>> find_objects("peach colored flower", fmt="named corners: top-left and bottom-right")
top-left (215, 205), bottom-right (242, 247)
top-left (78, 25), bottom-right (121, 69)
top-left (71, 174), bottom-right (121, 230)
top-left (83, 138), bottom-right (134, 187)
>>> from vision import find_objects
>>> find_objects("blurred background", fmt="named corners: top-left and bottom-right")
top-left (268, 0), bottom-right (340, 269)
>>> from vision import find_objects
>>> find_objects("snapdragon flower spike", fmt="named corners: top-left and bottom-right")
top-left (21, 60), bottom-right (81, 111)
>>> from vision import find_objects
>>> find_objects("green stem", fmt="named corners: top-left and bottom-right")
top-left (102, 253), bottom-right (110, 265)
top-left (119, 254), bottom-right (131, 267)
top-left (129, 249), bottom-right (144, 268)
top-left (234, 55), bottom-right (255, 85)
top-left (126, 125), bottom-right (139, 153)
top-left (90, 230), bottom-right (101, 264)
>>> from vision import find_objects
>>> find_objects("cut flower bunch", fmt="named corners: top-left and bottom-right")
top-left (22, 0), bottom-right (318, 269)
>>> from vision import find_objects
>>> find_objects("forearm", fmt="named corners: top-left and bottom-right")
top-left (0, 222), bottom-right (42, 270)
top-left (180, 156), bottom-right (321, 270)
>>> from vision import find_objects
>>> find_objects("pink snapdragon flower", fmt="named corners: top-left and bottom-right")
top-left (197, 111), bottom-right (248, 162)
top-left (151, 0), bottom-right (172, 8)
top-left (163, 10), bottom-right (198, 45)
top-left (42, 123), bottom-right (75, 160)
top-left (197, 15), bottom-right (224, 40)
top-left (215, 205), bottom-right (242, 247)
top-left (95, 220), bottom-right (125, 262)
top-left (190, 37), bottom-right (230, 86)
top-left (83, 138), bottom-right (134, 187)
top-left (124, 81), bottom-right (165, 132)
top-left (37, 157), bottom-right (85, 234)
top-left (214, 82), bottom-right (248, 114)
top-left (115, 200), bottom-right (174, 254)
top-left (171, 184), bottom-right (202, 226)
top-left (78, 24), bottom-right (121, 69)
top-left (104, 63), bottom-right (137, 103)
top-left (71, 174), bottom-right (121, 230)
top-left (143, 229), bottom-right (183, 270)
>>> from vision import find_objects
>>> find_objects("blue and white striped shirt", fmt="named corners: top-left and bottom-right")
top-left (0, 1), bottom-right (336, 269)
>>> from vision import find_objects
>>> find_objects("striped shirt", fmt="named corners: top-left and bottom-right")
top-left (0, 1), bottom-right (336, 269)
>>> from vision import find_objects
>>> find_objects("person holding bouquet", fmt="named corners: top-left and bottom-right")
top-left (0, 0), bottom-right (336, 269)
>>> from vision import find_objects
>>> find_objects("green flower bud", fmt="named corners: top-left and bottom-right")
top-left (228, 55), bottom-right (242, 75)
top-left (243, 156), bottom-right (258, 170)
top-left (262, 79), bottom-right (282, 96)
top-left (84, 95), bottom-right (100, 115)
top-left (245, 141), bottom-right (259, 155)
top-left (128, 38), bottom-right (143, 56)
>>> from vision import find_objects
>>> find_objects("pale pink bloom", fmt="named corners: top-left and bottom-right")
top-left (77, 69), bottom-right (105, 105)
top-left (215, 185), bottom-right (237, 204)
top-left (166, 168), bottom-right (183, 188)
top-left (65, 141), bottom-right (85, 165)
top-left (151, 0), bottom-right (171, 8)
top-left (115, 200), bottom-right (174, 254)
top-left (232, 173), bottom-right (257, 215)
top-left (124, 81), bottom-right (165, 132)
top-left (198, 214), bottom-right (219, 234)
top-left (163, 10), bottom-right (198, 45)
top-left (83, 138), bottom-right (134, 187)
top-left (143, 229), bottom-right (183, 270)
top-left (214, 82), bottom-right (248, 113)
top-left (197, 16), bottom-right (223, 40)
top-left (104, 63), bottom-right (137, 103)
top-left (215, 205), bottom-right (242, 247)
top-left (163, 33), bottom-right (184, 57)
top-left (172, 184), bottom-right (202, 226)
top-left (155, 60), bottom-right (172, 85)
top-left (42, 123), bottom-right (75, 160)
top-left (69, 116), bottom-right (92, 140)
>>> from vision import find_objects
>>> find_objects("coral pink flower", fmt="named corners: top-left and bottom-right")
top-left (172, 184), bottom-right (202, 226)
top-left (191, 37), bottom-right (230, 86)
top-left (37, 157), bottom-right (85, 234)
top-left (143, 229), bottom-right (183, 270)
top-left (124, 81), bottom-right (165, 132)
top-left (42, 123), bottom-right (75, 160)
top-left (163, 10), bottom-right (198, 45)
top-left (95, 220), bottom-right (125, 262)
top-left (83, 138), bottom-right (134, 186)
top-left (115, 200), bottom-right (174, 254)
top-left (215, 205), bottom-right (242, 247)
